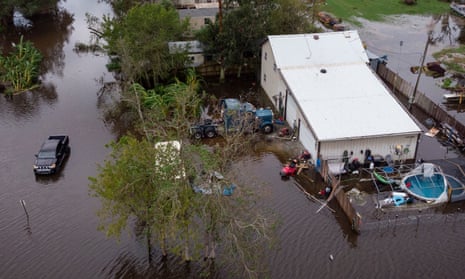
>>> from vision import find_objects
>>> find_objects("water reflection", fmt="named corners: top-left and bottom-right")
top-left (0, 83), bottom-right (57, 121)
top-left (33, 157), bottom-right (70, 185)
top-left (100, 251), bottom-right (206, 279)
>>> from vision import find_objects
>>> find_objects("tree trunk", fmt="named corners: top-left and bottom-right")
top-left (160, 229), bottom-right (167, 258)
top-left (236, 65), bottom-right (242, 78)
top-left (219, 67), bottom-right (225, 83)
top-left (146, 226), bottom-right (152, 264)
top-left (183, 225), bottom-right (191, 262)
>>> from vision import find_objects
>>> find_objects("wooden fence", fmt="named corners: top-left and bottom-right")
top-left (377, 63), bottom-right (465, 136)
top-left (320, 160), bottom-right (362, 233)
top-left (313, 63), bottom-right (465, 234)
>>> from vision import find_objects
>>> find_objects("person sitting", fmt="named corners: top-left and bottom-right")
top-left (289, 159), bottom-right (298, 169)
top-left (299, 150), bottom-right (311, 162)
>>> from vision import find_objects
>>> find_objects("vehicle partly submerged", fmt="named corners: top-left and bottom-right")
top-left (399, 163), bottom-right (449, 204)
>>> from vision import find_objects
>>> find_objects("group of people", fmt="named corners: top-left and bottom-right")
top-left (284, 150), bottom-right (333, 197)
top-left (289, 150), bottom-right (312, 169)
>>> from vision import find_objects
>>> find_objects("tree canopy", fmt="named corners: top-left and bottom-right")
top-left (99, 2), bottom-right (189, 87)
top-left (90, 67), bottom-right (276, 277)
top-left (196, 0), bottom-right (318, 81)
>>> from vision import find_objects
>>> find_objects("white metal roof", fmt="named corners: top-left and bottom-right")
top-left (268, 31), bottom-right (421, 141)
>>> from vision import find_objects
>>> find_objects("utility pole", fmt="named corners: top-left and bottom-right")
top-left (218, 0), bottom-right (224, 83)
top-left (311, 0), bottom-right (317, 25)
top-left (218, 0), bottom-right (222, 33)
top-left (409, 31), bottom-right (432, 111)
top-left (394, 40), bottom-right (403, 93)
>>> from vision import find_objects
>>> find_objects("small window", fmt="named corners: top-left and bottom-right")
top-left (273, 63), bottom-right (276, 71)
top-left (264, 52), bottom-right (267, 60)
top-left (204, 18), bottom-right (211, 24)
top-left (263, 74), bottom-right (266, 82)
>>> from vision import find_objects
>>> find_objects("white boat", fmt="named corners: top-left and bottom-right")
top-left (399, 163), bottom-right (449, 204)
top-left (443, 92), bottom-right (465, 103)
top-left (451, 2), bottom-right (465, 17)
top-left (377, 191), bottom-right (413, 208)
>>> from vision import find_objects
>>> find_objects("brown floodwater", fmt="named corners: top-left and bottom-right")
top-left (1, 2), bottom-right (465, 278)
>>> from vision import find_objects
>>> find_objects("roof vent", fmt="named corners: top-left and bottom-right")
top-left (313, 35), bottom-right (319, 40)
top-left (320, 69), bottom-right (327, 74)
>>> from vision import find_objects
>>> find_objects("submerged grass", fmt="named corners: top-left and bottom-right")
top-left (322, 0), bottom-right (450, 24)
top-left (434, 46), bottom-right (465, 74)
top-left (318, 0), bottom-right (465, 82)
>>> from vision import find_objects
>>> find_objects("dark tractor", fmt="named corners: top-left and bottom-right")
top-left (190, 120), bottom-right (219, 140)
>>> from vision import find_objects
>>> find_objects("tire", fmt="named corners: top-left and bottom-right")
top-left (205, 129), bottom-right (216, 138)
top-left (262, 124), bottom-right (273, 134)
top-left (194, 132), bottom-right (202, 140)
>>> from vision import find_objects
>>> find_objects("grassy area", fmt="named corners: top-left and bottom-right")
top-left (321, 0), bottom-right (450, 24)
top-left (434, 46), bottom-right (465, 74)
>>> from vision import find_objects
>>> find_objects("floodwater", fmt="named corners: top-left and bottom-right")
top-left (356, 14), bottom-right (465, 122)
top-left (1, 2), bottom-right (465, 278)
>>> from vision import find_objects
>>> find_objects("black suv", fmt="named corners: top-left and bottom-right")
top-left (33, 135), bottom-right (70, 175)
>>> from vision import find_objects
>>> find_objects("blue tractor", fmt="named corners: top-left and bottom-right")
top-left (219, 98), bottom-right (274, 134)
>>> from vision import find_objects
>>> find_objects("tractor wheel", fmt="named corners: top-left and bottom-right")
top-left (262, 124), bottom-right (273, 134)
top-left (194, 132), bottom-right (202, 140)
top-left (206, 129), bottom-right (216, 138)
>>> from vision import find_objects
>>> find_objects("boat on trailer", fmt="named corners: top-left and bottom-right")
top-left (399, 163), bottom-right (449, 204)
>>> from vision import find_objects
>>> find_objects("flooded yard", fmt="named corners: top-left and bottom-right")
top-left (1, 2), bottom-right (465, 278)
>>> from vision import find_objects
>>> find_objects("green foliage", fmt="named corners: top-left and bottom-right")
top-left (91, 68), bottom-right (276, 276)
top-left (433, 46), bottom-right (465, 74)
top-left (127, 69), bottom-right (204, 139)
top-left (100, 2), bottom-right (189, 85)
top-left (267, 0), bottom-right (316, 35)
top-left (0, 36), bottom-right (42, 95)
top-left (440, 77), bottom-right (453, 89)
top-left (196, 0), bottom-right (315, 78)
top-left (89, 136), bottom-right (193, 245)
top-left (99, 0), bottom-right (175, 18)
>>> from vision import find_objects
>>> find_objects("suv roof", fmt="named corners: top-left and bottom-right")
top-left (41, 139), bottom-right (60, 152)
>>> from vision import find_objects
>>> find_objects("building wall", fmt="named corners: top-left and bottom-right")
top-left (187, 53), bottom-right (204, 67)
top-left (261, 42), bottom-right (283, 106)
top-left (297, 114), bottom-right (318, 161)
top-left (260, 39), bottom-right (420, 164)
top-left (319, 134), bottom-right (419, 163)
top-left (186, 15), bottom-right (215, 31)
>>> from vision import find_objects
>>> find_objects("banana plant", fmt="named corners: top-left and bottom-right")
top-left (0, 36), bottom-right (43, 95)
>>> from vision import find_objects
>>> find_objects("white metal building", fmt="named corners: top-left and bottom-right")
top-left (260, 31), bottom-right (422, 165)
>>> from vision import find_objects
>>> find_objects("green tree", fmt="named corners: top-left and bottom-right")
top-left (0, 36), bottom-right (43, 94)
top-left (89, 136), bottom-right (194, 261)
top-left (99, 2), bottom-right (189, 87)
top-left (90, 69), bottom-right (276, 277)
top-left (125, 69), bottom-right (203, 139)
top-left (267, 0), bottom-right (319, 35)
top-left (197, 0), bottom-right (316, 82)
